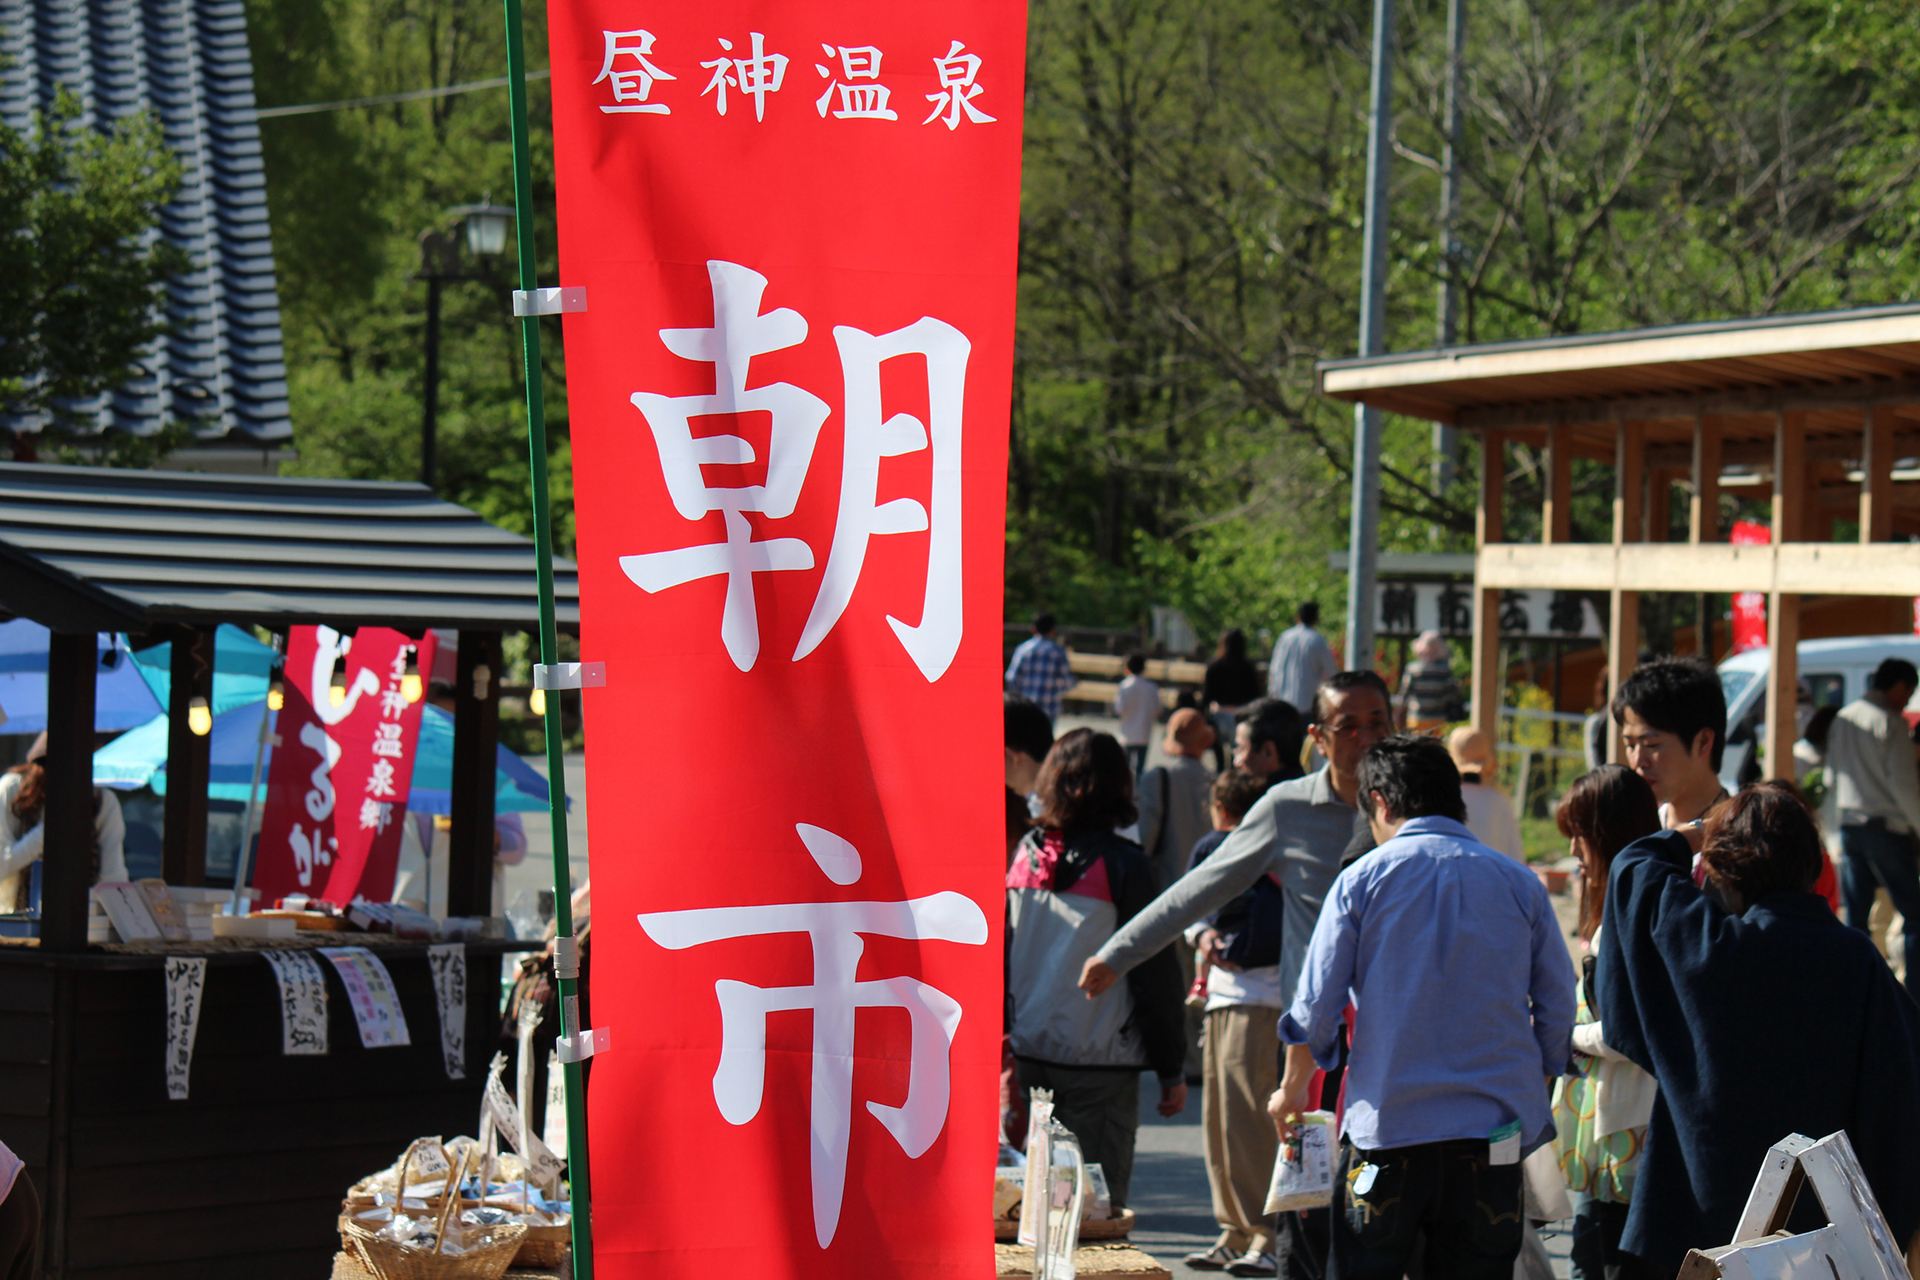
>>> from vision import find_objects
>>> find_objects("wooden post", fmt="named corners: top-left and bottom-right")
top-left (162, 625), bottom-right (213, 886)
top-left (42, 632), bottom-right (97, 952)
top-left (1646, 469), bottom-right (1671, 543)
top-left (1773, 410), bottom-right (1807, 544)
top-left (446, 631), bottom-right (503, 918)
top-left (1690, 415), bottom-right (1721, 543)
top-left (1608, 591), bottom-right (1641, 766)
top-left (1766, 591), bottom-right (1801, 781)
top-left (1861, 405), bottom-right (1893, 543)
top-left (1543, 422), bottom-right (1572, 545)
top-left (1472, 431), bottom-right (1505, 736)
top-left (1766, 410), bottom-right (1807, 781)
top-left (1609, 420), bottom-right (1645, 764)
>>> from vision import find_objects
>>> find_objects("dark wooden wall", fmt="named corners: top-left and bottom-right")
top-left (0, 943), bottom-right (518, 1279)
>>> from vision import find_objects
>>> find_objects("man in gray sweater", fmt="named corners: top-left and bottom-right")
top-left (1079, 670), bottom-right (1392, 1280)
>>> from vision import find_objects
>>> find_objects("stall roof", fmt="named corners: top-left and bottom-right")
top-left (0, 463), bottom-right (579, 633)
top-left (1316, 303), bottom-right (1920, 432)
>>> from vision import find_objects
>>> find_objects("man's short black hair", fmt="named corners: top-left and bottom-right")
top-left (1872, 658), bottom-right (1919, 694)
top-left (1237, 697), bottom-right (1306, 778)
top-left (1358, 735), bottom-right (1467, 824)
top-left (1298, 601), bottom-right (1320, 627)
top-left (1005, 694), bottom-right (1054, 762)
top-left (1126, 652), bottom-right (1147, 675)
top-left (1611, 655), bottom-right (1727, 770)
top-left (1032, 611), bottom-right (1057, 635)
top-left (1311, 670), bottom-right (1391, 725)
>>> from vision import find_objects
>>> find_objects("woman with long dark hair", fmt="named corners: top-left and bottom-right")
top-left (1005, 728), bottom-right (1186, 1208)
top-left (0, 736), bottom-right (127, 907)
top-left (1550, 765), bottom-right (1660, 1280)
top-left (1599, 782), bottom-right (1920, 1275)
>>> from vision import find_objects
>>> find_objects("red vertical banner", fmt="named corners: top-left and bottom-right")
top-left (254, 626), bottom-right (436, 905)
top-left (544, 3), bottom-right (1024, 1276)
top-left (1730, 520), bottom-right (1770, 653)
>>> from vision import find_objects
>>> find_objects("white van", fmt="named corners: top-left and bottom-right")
top-left (1717, 635), bottom-right (1920, 789)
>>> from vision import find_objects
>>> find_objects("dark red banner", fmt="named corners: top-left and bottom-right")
top-left (544, 2), bottom-right (1025, 1275)
top-left (254, 626), bottom-right (436, 906)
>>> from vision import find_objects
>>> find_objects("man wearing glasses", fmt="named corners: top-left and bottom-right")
top-left (1079, 670), bottom-right (1393, 1280)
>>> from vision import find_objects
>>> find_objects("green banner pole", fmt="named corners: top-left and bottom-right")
top-left (499, 2), bottom-right (594, 1276)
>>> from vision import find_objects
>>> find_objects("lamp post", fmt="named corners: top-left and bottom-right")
top-left (416, 198), bottom-right (515, 490)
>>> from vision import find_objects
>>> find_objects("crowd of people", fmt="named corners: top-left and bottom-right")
top-left (1003, 614), bottom-right (1920, 1280)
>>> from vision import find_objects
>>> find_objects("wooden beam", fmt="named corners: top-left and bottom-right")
top-left (1765, 592), bottom-right (1801, 781)
top-left (1544, 423), bottom-right (1572, 544)
top-left (1608, 590), bottom-right (1640, 764)
top-left (1478, 539), bottom-right (1920, 594)
top-left (1614, 421), bottom-right (1645, 546)
top-left (1452, 376), bottom-right (1920, 434)
top-left (1773, 411), bottom-right (1808, 544)
top-left (1862, 406), bottom-right (1894, 542)
top-left (42, 632), bottom-right (96, 952)
top-left (446, 631), bottom-right (502, 919)
top-left (162, 625), bottom-right (213, 886)
top-left (1690, 415), bottom-right (1722, 544)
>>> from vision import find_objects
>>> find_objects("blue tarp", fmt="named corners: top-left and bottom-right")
top-left (0, 620), bottom-right (165, 736)
top-left (92, 701), bottom-right (557, 813)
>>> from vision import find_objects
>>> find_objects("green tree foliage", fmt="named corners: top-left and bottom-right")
top-left (247, 0), bottom-right (570, 552)
top-left (0, 92), bottom-right (189, 440)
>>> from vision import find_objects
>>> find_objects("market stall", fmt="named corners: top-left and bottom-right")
top-left (0, 461), bottom-right (578, 1279)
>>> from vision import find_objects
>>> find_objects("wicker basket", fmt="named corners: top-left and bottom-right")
top-left (340, 1218), bottom-right (528, 1280)
top-left (511, 1219), bottom-right (570, 1269)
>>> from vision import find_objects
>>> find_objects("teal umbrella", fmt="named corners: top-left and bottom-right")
top-left (130, 623), bottom-right (279, 715)
top-left (93, 701), bottom-right (559, 813)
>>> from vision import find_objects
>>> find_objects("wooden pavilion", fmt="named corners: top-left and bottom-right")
top-left (1318, 303), bottom-right (1920, 775)
top-left (0, 462), bottom-right (577, 1278)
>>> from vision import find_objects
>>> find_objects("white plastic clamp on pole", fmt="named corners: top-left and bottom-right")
top-left (512, 285), bottom-right (587, 316)
top-left (556, 1026), bottom-right (611, 1064)
top-left (533, 661), bottom-right (605, 690)
top-left (553, 934), bottom-right (582, 981)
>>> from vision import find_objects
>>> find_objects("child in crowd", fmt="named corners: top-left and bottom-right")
top-left (1180, 768), bottom-right (1286, 1276)
top-left (1114, 653), bottom-right (1160, 776)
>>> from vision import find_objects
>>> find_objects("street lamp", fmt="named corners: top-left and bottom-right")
top-left (416, 197), bottom-right (516, 491)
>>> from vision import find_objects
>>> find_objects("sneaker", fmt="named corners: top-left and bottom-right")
top-left (1183, 1244), bottom-right (1239, 1271)
top-left (1226, 1251), bottom-right (1279, 1278)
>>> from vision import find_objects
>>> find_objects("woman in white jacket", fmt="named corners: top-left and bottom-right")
top-left (0, 736), bottom-right (127, 908)
top-left (1551, 765), bottom-right (1662, 1280)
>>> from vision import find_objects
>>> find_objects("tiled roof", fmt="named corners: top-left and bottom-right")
top-left (0, 463), bottom-right (578, 632)
top-left (0, 0), bottom-right (291, 442)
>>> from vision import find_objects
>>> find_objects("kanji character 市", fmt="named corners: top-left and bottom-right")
top-left (637, 823), bottom-right (988, 1248)
top-left (370, 722), bottom-right (405, 759)
top-left (358, 799), bottom-right (393, 833)
top-left (701, 31), bottom-right (786, 121)
top-left (813, 43), bottom-right (896, 120)
top-left (619, 261), bottom-right (830, 671)
top-left (923, 39), bottom-right (995, 130)
top-left (595, 28), bottom-right (675, 114)
top-left (367, 758), bottom-right (398, 799)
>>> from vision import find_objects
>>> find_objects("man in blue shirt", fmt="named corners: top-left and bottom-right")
top-left (1005, 611), bottom-right (1073, 723)
top-left (1271, 735), bottom-right (1573, 1280)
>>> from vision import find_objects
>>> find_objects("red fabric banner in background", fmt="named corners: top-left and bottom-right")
top-left (544, 2), bottom-right (1026, 1276)
top-left (254, 626), bottom-right (436, 906)
top-left (1730, 520), bottom-right (1771, 653)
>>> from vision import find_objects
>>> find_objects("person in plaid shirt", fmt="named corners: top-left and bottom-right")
top-left (1006, 612), bottom-right (1073, 723)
